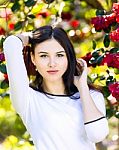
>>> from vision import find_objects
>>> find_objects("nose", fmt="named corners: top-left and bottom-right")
top-left (48, 57), bottom-right (57, 68)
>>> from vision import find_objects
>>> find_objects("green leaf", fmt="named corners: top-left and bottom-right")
top-left (110, 48), bottom-right (119, 53)
top-left (106, 76), bottom-right (115, 85)
top-left (92, 51), bottom-right (99, 57)
top-left (44, 0), bottom-right (56, 4)
top-left (104, 34), bottom-right (110, 48)
top-left (25, 0), bottom-right (36, 7)
top-left (0, 37), bottom-right (5, 48)
top-left (0, 64), bottom-right (7, 74)
top-left (96, 55), bottom-right (104, 65)
top-left (28, 14), bottom-right (36, 19)
top-left (115, 111), bottom-right (119, 119)
top-left (102, 86), bottom-right (110, 98)
top-left (114, 68), bottom-right (119, 74)
top-left (0, 80), bottom-right (9, 89)
top-left (106, 108), bottom-right (114, 119)
top-left (96, 9), bottom-right (106, 16)
top-left (14, 22), bottom-right (23, 31)
top-left (92, 40), bottom-right (96, 50)
top-left (99, 75), bottom-right (105, 80)
top-left (89, 57), bottom-right (95, 63)
top-left (11, 1), bottom-right (20, 12)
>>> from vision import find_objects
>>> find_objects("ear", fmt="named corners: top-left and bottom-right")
top-left (30, 53), bottom-right (36, 66)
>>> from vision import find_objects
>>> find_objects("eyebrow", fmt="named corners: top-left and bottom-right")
top-left (38, 51), bottom-right (65, 54)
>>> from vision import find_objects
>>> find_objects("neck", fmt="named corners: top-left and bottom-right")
top-left (42, 79), bottom-right (66, 95)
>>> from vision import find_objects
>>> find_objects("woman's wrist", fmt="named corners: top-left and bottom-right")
top-left (77, 81), bottom-right (89, 93)
top-left (16, 33), bottom-right (30, 46)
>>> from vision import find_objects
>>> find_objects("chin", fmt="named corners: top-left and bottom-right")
top-left (47, 76), bottom-right (63, 82)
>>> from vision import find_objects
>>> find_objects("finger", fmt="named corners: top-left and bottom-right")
top-left (16, 34), bottom-right (29, 46)
top-left (76, 64), bottom-right (82, 76)
top-left (77, 58), bottom-right (87, 68)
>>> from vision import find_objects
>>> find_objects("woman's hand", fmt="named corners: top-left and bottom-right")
top-left (74, 58), bottom-right (88, 89)
top-left (16, 32), bottom-right (30, 46)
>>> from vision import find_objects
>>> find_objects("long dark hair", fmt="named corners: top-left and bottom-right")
top-left (23, 25), bottom-right (83, 95)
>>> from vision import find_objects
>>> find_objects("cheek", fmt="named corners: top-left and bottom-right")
top-left (60, 58), bottom-right (68, 70)
top-left (34, 58), bottom-right (46, 72)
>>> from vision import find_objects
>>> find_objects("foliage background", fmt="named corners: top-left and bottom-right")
top-left (0, 0), bottom-right (118, 149)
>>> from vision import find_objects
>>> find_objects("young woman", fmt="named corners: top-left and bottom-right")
top-left (3, 25), bottom-right (109, 150)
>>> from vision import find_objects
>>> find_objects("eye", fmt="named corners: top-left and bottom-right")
top-left (57, 54), bottom-right (64, 57)
top-left (40, 55), bottom-right (48, 58)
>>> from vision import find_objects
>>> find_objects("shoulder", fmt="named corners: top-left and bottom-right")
top-left (28, 86), bottom-right (48, 98)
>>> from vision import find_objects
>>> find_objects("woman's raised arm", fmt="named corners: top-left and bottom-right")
top-left (3, 35), bottom-right (30, 117)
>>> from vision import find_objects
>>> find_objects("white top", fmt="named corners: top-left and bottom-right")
top-left (3, 35), bottom-right (109, 150)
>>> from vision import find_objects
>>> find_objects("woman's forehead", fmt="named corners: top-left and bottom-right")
top-left (35, 39), bottom-right (65, 53)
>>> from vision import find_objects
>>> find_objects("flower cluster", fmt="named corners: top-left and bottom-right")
top-left (91, 2), bottom-right (119, 43)
top-left (83, 49), bottom-right (119, 105)
top-left (112, 2), bottom-right (119, 15)
top-left (108, 82), bottom-right (119, 101)
top-left (91, 3), bottom-right (119, 35)
top-left (91, 13), bottom-right (116, 31)
top-left (89, 2), bottom-right (119, 107)
top-left (101, 52), bottom-right (119, 69)
top-left (109, 28), bottom-right (119, 42)
top-left (83, 50), bottom-right (119, 70)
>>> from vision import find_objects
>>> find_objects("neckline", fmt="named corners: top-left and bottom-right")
top-left (42, 91), bottom-right (76, 97)
top-left (29, 86), bottom-right (77, 97)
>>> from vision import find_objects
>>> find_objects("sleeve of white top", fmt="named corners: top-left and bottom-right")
top-left (3, 35), bottom-right (30, 117)
top-left (84, 91), bottom-right (109, 143)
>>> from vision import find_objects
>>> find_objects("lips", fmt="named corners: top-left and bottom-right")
top-left (47, 70), bottom-right (59, 74)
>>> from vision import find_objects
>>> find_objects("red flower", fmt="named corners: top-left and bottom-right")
top-left (70, 20), bottom-right (80, 28)
top-left (108, 82), bottom-right (119, 101)
top-left (37, 11), bottom-right (50, 18)
top-left (82, 52), bottom-right (92, 66)
top-left (0, 53), bottom-right (5, 62)
top-left (8, 23), bottom-right (15, 30)
top-left (91, 16), bottom-right (108, 31)
top-left (116, 14), bottom-right (119, 23)
top-left (106, 13), bottom-right (116, 24)
top-left (61, 12), bottom-right (72, 21)
top-left (110, 28), bottom-right (119, 42)
top-left (112, 53), bottom-right (119, 69)
top-left (4, 74), bottom-right (8, 81)
top-left (101, 53), bottom-right (119, 69)
top-left (0, 27), bottom-right (5, 35)
top-left (112, 2), bottom-right (119, 14)
top-left (91, 14), bottom-right (116, 31)
top-left (101, 53), bottom-right (113, 66)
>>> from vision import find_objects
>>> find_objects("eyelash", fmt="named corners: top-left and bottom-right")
top-left (40, 55), bottom-right (48, 58)
top-left (40, 54), bottom-right (64, 58)
top-left (57, 54), bottom-right (64, 57)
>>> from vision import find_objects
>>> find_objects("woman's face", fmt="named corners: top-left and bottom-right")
top-left (31, 38), bottom-right (68, 82)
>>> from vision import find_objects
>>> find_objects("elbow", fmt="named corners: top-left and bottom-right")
top-left (88, 126), bottom-right (109, 143)
top-left (85, 119), bottom-right (109, 143)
